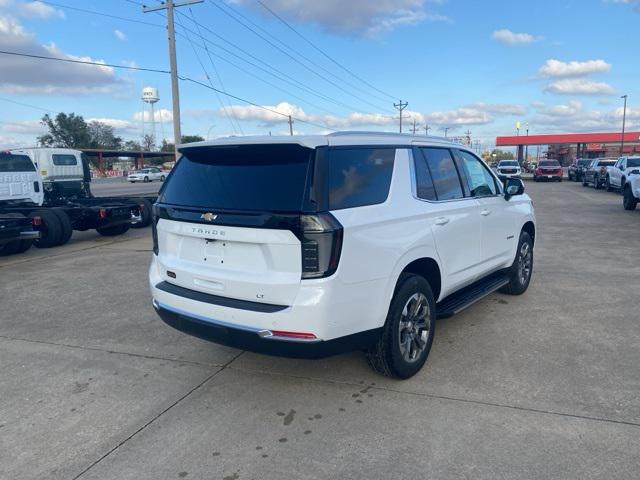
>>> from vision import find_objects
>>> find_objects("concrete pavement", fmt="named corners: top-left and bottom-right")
top-left (1, 181), bottom-right (639, 479)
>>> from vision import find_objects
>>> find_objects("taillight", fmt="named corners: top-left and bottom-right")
top-left (300, 213), bottom-right (343, 279)
top-left (98, 208), bottom-right (107, 219)
top-left (32, 216), bottom-right (42, 226)
top-left (151, 204), bottom-right (159, 255)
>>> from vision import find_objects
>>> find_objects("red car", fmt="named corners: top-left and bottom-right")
top-left (534, 160), bottom-right (563, 182)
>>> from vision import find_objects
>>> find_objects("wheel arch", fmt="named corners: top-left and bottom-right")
top-left (522, 221), bottom-right (536, 246)
top-left (388, 255), bottom-right (442, 304)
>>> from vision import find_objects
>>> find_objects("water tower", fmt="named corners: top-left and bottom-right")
top-left (141, 87), bottom-right (160, 149)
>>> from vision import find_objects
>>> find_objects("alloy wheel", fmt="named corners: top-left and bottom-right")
top-left (398, 293), bottom-right (431, 363)
top-left (518, 242), bottom-right (532, 285)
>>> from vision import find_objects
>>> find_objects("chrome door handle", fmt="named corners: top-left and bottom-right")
top-left (481, 209), bottom-right (492, 216)
top-left (434, 217), bottom-right (450, 226)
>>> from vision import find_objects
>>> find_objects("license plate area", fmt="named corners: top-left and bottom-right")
top-left (204, 238), bottom-right (225, 265)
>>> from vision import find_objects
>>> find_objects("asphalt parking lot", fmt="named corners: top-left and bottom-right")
top-left (1, 181), bottom-right (639, 480)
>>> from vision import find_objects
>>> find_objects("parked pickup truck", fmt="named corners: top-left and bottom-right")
top-left (0, 150), bottom-right (142, 252)
top-left (605, 156), bottom-right (640, 192)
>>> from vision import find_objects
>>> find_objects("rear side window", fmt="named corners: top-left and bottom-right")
top-left (454, 150), bottom-right (498, 197)
top-left (328, 148), bottom-right (395, 210)
top-left (0, 153), bottom-right (35, 172)
top-left (627, 158), bottom-right (640, 168)
top-left (52, 154), bottom-right (78, 166)
top-left (412, 149), bottom-right (437, 201)
top-left (419, 148), bottom-right (464, 200)
top-left (160, 144), bottom-right (314, 212)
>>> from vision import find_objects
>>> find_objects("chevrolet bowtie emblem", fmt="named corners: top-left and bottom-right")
top-left (201, 213), bottom-right (218, 222)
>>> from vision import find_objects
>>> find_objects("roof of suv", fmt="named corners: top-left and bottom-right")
top-left (178, 131), bottom-right (461, 151)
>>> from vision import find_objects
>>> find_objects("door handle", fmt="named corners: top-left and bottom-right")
top-left (434, 217), bottom-right (450, 226)
top-left (481, 209), bottom-right (492, 216)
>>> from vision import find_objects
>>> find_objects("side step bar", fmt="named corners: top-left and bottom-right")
top-left (436, 272), bottom-right (510, 319)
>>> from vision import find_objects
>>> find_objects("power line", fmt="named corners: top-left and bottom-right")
top-left (205, 0), bottom-right (393, 114)
top-left (175, 13), bottom-right (241, 134)
top-left (212, 0), bottom-right (391, 106)
top-left (0, 49), bottom-right (333, 132)
top-left (0, 96), bottom-right (56, 113)
top-left (254, 0), bottom-right (398, 102)
top-left (39, 1), bottom-right (164, 28)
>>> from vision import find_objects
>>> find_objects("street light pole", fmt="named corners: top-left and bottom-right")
top-left (524, 122), bottom-right (529, 163)
top-left (444, 127), bottom-right (450, 138)
top-left (620, 95), bottom-right (628, 156)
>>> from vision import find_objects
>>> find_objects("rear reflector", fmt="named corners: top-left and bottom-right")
top-left (32, 216), bottom-right (42, 226)
top-left (270, 330), bottom-right (317, 340)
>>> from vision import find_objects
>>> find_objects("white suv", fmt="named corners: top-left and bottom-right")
top-left (149, 133), bottom-right (536, 378)
top-left (496, 160), bottom-right (522, 179)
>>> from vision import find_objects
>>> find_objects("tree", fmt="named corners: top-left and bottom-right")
top-left (141, 134), bottom-right (156, 152)
top-left (38, 113), bottom-right (91, 148)
top-left (88, 121), bottom-right (122, 150)
top-left (160, 134), bottom-right (205, 153)
top-left (123, 140), bottom-right (142, 151)
top-left (489, 149), bottom-right (515, 161)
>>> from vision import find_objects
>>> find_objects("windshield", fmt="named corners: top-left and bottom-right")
top-left (540, 161), bottom-right (560, 167)
top-left (499, 161), bottom-right (518, 167)
top-left (0, 153), bottom-right (36, 172)
top-left (159, 144), bottom-right (314, 212)
top-left (627, 158), bottom-right (640, 168)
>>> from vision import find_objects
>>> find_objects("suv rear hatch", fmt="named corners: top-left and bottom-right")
top-left (154, 144), bottom-right (340, 307)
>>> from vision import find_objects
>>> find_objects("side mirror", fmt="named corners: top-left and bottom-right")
top-left (630, 169), bottom-right (640, 175)
top-left (504, 178), bottom-right (525, 200)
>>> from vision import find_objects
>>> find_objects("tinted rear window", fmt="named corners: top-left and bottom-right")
top-left (627, 158), bottom-right (640, 168)
top-left (328, 148), bottom-right (395, 210)
top-left (420, 148), bottom-right (464, 200)
top-left (0, 153), bottom-right (35, 172)
top-left (52, 154), bottom-right (78, 166)
top-left (159, 144), bottom-right (313, 212)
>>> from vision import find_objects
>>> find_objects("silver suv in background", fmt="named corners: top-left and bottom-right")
top-left (496, 160), bottom-right (521, 180)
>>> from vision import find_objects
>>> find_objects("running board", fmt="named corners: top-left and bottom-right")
top-left (436, 272), bottom-right (510, 319)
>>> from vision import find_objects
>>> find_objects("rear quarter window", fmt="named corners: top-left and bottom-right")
top-left (328, 147), bottom-right (395, 210)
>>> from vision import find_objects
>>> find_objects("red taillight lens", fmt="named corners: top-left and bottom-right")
top-left (31, 216), bottom-right (42, 226)
top-left (270, 330), bottom-right (317, 340)
top-left (300, 213), bottom-right (343, 279)
top-left (98, 208), bottom-right (107, 219)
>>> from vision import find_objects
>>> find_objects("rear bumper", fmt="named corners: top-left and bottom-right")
top-left (153, 300), bottom-right (380, 359)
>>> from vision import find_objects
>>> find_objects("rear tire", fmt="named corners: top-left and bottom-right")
top-left (623, 185), bottom-right (638, 211)
top-left (96, 223), bottom-right (130, 236)
top-left (499, 231), bottom-right (534, 296)
top-left (30, 210), bottom-right (63, 248)
top-left (366, 273), bottom-right (436, 379)
top-left (51, 208), bottom-right (73, 245)
top-left (143, 176), bottom-right (149, 183)
top-left (131, 198), bottom-right (152, 228)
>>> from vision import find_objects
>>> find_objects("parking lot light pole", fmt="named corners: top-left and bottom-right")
top-left (620, 95), bottom-right (628, 156)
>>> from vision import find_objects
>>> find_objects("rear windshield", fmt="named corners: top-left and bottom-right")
top-left (499, 161), bottom-right (518, 167)
top-left (597, 160), bottom-right (616, 166)
top-left (0, 153), bottom-right (35, 172)
top-left (627, 158), bottom-right (640, 168)
top-left (159, 144), bottom-right (313, 212)
top-left (540, 161), bottom-right (560, 167)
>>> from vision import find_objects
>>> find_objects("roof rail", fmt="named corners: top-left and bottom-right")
top-left (327, 131), bottom-right (454, 142)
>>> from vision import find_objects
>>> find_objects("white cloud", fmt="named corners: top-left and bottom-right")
top-left (532, 101), bottom-right (640, 132)
top-left (539, 59), bottom-right (611, 77)
top-left (0, 119), bottom-right (44, 134)
top-left (133, 109), bottom-right (173, 123)
top-left (18, 1), bottom-right (64, 19)
top-left (491, 29), bottom-right (541, 46)
top-left (608, 0), bottom-right (640, 11)
top-left (114, 29), bottom-right (127, 41)
top-left (544, 79), bottom-right (615, 95)
top-left (87, 117), bottom-right (137, 132)
top-left (229, 0), bottom-right (449, 36)
top-left (0, 15), bottom-right (122, 94)
top-left (467, 103), bottom-right (528, 116)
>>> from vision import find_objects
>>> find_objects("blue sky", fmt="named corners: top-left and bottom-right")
top-left (1, 0), bottom-right (639, 150)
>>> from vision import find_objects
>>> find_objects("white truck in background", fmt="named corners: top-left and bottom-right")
top-left (605, 156), bottom-right (640, 192)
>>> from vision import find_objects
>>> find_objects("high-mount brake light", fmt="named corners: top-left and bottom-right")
top-left (300, 213), bottom-right (343, 280)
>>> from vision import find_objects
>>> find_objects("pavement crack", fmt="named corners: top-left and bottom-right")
top-left (71, 350), bottom-right (245, 480)
top-left (0, 335), bottom-right (228, 368)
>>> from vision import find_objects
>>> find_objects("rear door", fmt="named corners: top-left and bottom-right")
top-left (0, 152), bottom-right (43, 204)
top-left (154, 143), bottom-right (315, 306)
top-left (414, 147), bottom-right (483, 294)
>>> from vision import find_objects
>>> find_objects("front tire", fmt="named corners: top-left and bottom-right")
top-left (593, 175), bottom-right (600, 190)
top-left (366, 274), bottom-right (436, 379)
top-left (500, 231), bottom-right (534, 295)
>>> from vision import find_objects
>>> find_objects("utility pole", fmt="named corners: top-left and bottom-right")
top-left (424, 124), bottom-right (431, 136)
top-left (620, 95), bottom-right (628, 156)
top-left (410, 119), bottom-right (419, 135)
top-left (143, 0), bottom-right (203, 160)
top-left (444, 127), bottom-right (450, 138)
top-left (524, 122), bottom-right (529, 163)
top-left (465, 129), bottom-right (472, 146)
top-left (288, 115), bottom-right (294, 136)
top-left (394, 100), bottom-right (408, 133)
